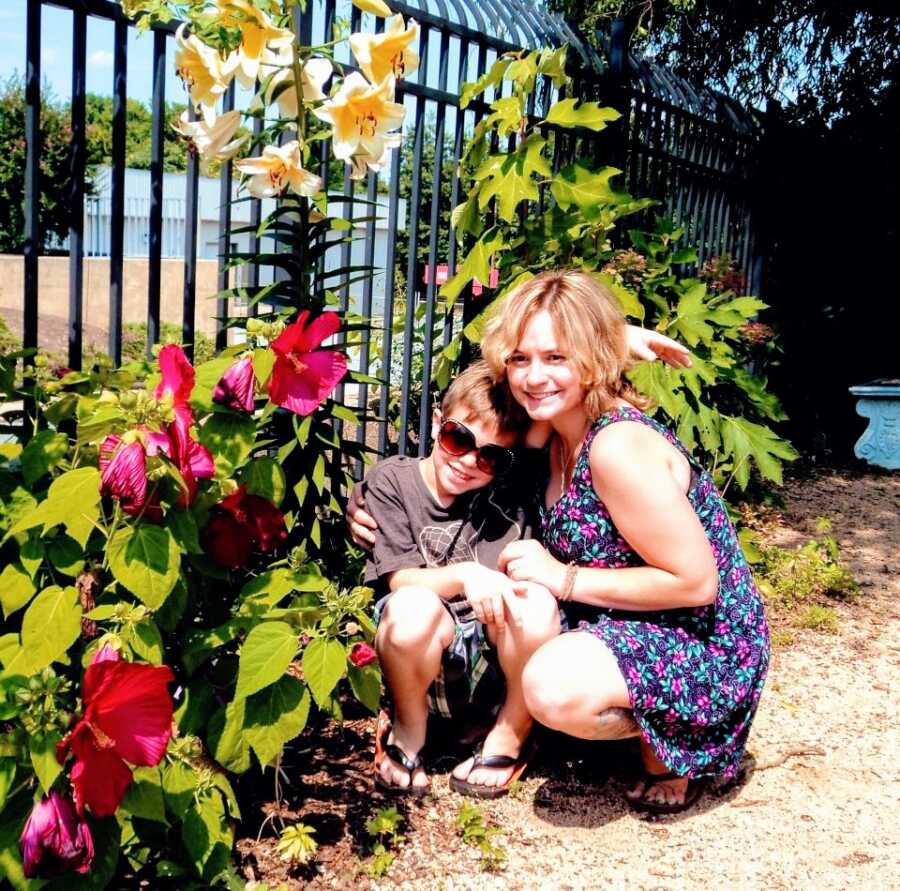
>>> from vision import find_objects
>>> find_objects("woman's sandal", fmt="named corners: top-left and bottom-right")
top-left (626, 770), bottom-right (707, 815)
top-left (373, 710), bottom-right (431, 799)
top-left (448, 739), bottom-right (533, 800)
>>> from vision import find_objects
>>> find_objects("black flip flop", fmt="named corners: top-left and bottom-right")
top-left (626, 770), bottom-right (707, 815)
top-left (448, 739), bottom-right (533, 800)
top-left (373, 710), bottom-right (430, 799)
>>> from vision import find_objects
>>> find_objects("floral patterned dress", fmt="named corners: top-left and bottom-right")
top-left (540, 406), bottom-right (769, 780)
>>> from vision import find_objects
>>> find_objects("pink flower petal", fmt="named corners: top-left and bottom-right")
top-left (99, 438), bottom-right (148, 515)
top-left (19, 791), bottom-right (94, 878)
top-left (268, 349), bottom-right (347, 416)
top-left (270, 310), bottom-right (311, 357)
top-left (155, 345), bottom-right (195, 406)
top-left (69, 724), bottom-right (133, 817)
top-left (297, 311), bottom-right (342, 352)
top-left (213, 356), bottom-right (256, 412)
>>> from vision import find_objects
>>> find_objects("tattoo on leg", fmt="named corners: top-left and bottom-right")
top-left (591, 708), bottom-right (640, 740)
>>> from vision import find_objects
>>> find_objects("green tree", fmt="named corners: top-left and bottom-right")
top-left (0, 77), bottom-right (82, 254)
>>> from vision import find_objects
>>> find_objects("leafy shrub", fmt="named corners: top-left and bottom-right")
top-left (456, 801), bottom-right (507, 873)
top-left (364, 806), bottom-right (405, 877)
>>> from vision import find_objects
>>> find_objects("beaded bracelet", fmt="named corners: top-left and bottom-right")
top-left (560, 562), bottom-right (578, 601)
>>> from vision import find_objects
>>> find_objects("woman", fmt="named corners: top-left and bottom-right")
top-left (476, 269), bottom-right (769, 813)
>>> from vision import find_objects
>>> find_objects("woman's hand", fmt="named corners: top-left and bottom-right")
top-left (498, 540), bottom-right (567, 598)
top-left (346, 483), bottom-right (378, 549)
top-left (625, 325), bottom-right (692, 368)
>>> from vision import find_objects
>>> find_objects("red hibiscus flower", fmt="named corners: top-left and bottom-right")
top-left (56, 646), bottom-right (174, 817)
top-left (155, 344), bottom-right (195, 426)
top-left (268, 311), bottom-right (347, 416)
top-left (200, 485), bottom-right (287, 569)
top-left (348, 642), bottom-right (377, 668)
top-left (213, 355), bottom-right (256, 412)
top-left (19, 791), bottom-right (93, 879)
top-left (99, 434), bottom-right (149, 516)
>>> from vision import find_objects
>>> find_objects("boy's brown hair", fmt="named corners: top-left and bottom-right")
top-left (439, 360), bottom-right (528, 440)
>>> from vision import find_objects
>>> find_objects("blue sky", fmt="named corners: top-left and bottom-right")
top-left (1, 0), bottom-right (187, 106)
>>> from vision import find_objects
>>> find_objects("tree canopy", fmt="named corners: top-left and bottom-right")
top-left (549, 1), bottom-right (900, 123)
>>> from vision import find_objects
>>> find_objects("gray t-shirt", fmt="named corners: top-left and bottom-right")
top-left (363, 456), bottom-right (535, 617)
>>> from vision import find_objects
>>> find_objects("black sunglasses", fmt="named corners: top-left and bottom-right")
top-left (437, 418), bottom-right (515, 476)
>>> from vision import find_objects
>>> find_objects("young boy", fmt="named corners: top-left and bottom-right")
top-left (364, 361), bottom-right (560, 798)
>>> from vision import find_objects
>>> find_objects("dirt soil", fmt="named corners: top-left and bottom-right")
top-left (236, 467), bottom-right (900, 890)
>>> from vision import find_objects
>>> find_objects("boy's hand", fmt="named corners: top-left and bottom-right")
top-left (625, 325), bottom-right (692, 368)
top-left (457, 563), bottom-right (521, 627)
top-left (347, 482), bottom-right (378, 549)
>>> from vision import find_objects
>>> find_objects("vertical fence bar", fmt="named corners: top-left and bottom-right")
top-left (216, 81), bottom-right (236, 350)
top-left (108, 15), bottom-right (127, 364)
top-left (181, 107), bottom-right (200, 361)
top-left (68, 4), bottom-right (87, 370)
top-left (417, 27), bottom-right (451, 451)
top-left (247, 109), bottom-right (263, 319)
top-left (147, 28), bottom-right (166, 357)
top-left (23, 0), bottom-right (42, 369)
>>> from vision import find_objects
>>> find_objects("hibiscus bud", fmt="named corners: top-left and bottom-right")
top-left (20, 792), bottom-right (94, 878)
top-left (213, 356), bottom-right (256, 412)
top-left (348, 642), bottom-right (377, 668)
top-left (345, 621), bottom-right (360, 636)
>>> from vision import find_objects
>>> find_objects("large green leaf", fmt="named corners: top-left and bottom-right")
top-left (593, 272), bottom-right (644, 322)
top-left (19, 585), bottom-right (81, 674)
top-left (107, 525), bottom-right (180, 609)
top-left (348, 664), bottom-right (381, 714)
top-left (0, 563), bottom-right (36, 618)
top-left (668, 282), bottom-right (714, 347)
top-left (30, 732), bottom-right (63, 794)
top-left (302, 637), bottom-right (347, 708)
top-left (47, 534), bottom-right (85, 577)
top-left (162, 760), bottom-right (198, 816)
top-left (544, 98), bottom-right (620, 131)
top-left (237, 569), bottom-right (297, 615)
top-left (550, 164), bottom-right (621, 212)
top-left (199, 413), bottom-right (257, 478)
top-left (181, 789), bottom-right (232, 880)
top-left (234, 621), bottom-right (298, 701)
top-left (121, 766), bottom-right (167, 823)
top-left (243, 676), bottom-right (311, 766)
top-left (20, 431), bottom-right (68, 486)
top-left (45, 467), bottom-right (102, 547)
top-left (720, 415), bottom-right (799, 489)
top-left (476, 153), bottom-right (540, 223)
top-left (240, 457), bottom-right (287, 506)
top-left (207, 699), bottom-right (251, 773)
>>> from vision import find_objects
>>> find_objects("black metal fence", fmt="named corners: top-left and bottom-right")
top-left (16, 0), bottom-right (765, 461)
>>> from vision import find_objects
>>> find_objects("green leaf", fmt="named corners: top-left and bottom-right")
top-left (30, 732), bottom-right (63, 794)
top-left (537, 45), bottom-right (568, 87)
top-left (121, 766), bottom-right (167, 823)
top-left (237, 569), bottom-right (297, 615)
top-left (311, 454), bottom-right (326, 494)
top-left (182, 617), bottom-right (252, 675)
top-left (240, 457), bottom-right (287, 506)
top-left (181, 790), bottom-right (231, 879)
top-left (199, 413), bottom-right (257, 478)
top-left (234, 621), bottom-right (298, 701)
top-left (191, 357), bottom-right (233, 413)
top-left (0, 759), bottom-right (15, 813)
top-left (439, 231), bottom-right (505, 307)
top-left (459, 57), bottom-right (511, 109)
top-left (593, 272), bottom-right (644, 322)
top-left (544, 98), bottom-right (620, 131)
top-left (21, 430), bottom-right (69, 486)
top-left (0, 563), bottom-right (36, 618)
top-left (166, 508), bottom-right (203, 555)
top-left (302, 637), bottom-right (347, 708)
top-left (130, 620), bottom-right (164, 665)
top-left (47, 535), bottom-right (85, 577)
top-left (107, 524), bottom-right (180, 609)
top-left (476, 153), bottom-right (540, 223)
top-left (348, 663), bottom-right (381, 714)
top-left (19, 533), bottom-right (43, 578)
top-left (244, 676), bottom-right (311, 766)
top-left (252, 347), bottom-right (275, 388)
top-left (207, 699), bottom-right (251, 773)
top-left (19, 585), bottom-right (81, 674)
top-left (720, 416), bottom-right (799, 489)
top-left (44, 467), bottom-right (102, 548)
top-left (76, 401), bottom-right (125, 446)
top-left (670, 281), bottom-right (717, 347)
top-left (550, 163), bottom-right (621, 212)
top-left (162, 760), bottom-right (198, 816)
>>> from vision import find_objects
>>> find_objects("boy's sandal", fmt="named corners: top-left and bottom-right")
top-left (625, 770), bottom-right (707, 815)
top-left (373, 709), bottom-right (430, 799)
top-left (448, 738), bottom-right (533, 800)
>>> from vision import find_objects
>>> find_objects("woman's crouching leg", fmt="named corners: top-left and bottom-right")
top-left (522, 630), bottom-right (632, 740)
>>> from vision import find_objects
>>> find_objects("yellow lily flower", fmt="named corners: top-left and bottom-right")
top-left (174, 24), bottom-right (230, 126)
top-left (171, 109), bottom-right (247, 164)
top-left (235, 141), bottom-right (323, 199)
top-left (313, 72), bottom-right (405, 168)
top-left (261, 46), bottom-right (333, 120)
top-left (216, 0), bottom-right (294, 89)
top-left (349, 133), bottom-right (401, 180)
top-left (349, 15), bottom-right (419, 84)
top-left (352, 0), bottom-right (393, 16)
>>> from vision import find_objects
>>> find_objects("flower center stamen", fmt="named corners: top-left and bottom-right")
top-left (357, 113), bottom-right (378, 137)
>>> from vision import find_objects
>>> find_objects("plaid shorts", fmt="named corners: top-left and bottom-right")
top-left (373, 593), bottom-right (506, 720)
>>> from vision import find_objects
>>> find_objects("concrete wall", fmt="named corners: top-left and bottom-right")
top-left (0, 255), bottom-right (241, 353)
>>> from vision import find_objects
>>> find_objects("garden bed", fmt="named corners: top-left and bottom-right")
top-left (235, 465), bottom-right (900, 890)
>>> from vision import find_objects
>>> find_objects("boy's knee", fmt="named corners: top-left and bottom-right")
top-left (378, 586), bottom-right (446, 650)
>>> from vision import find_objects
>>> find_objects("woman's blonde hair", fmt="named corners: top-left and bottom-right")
top-left (480, 269), bottom-right (650, 420)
